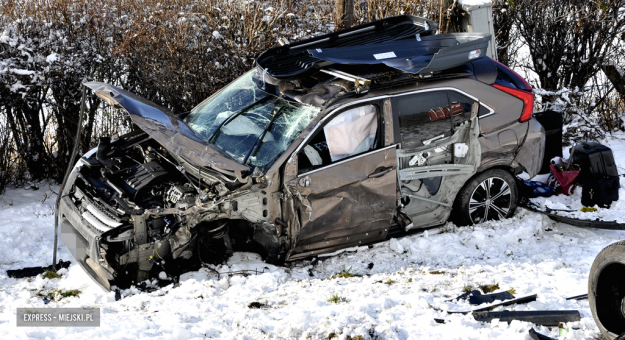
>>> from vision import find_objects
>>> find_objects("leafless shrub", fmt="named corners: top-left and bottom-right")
top-left (512, 0), bottom-right (625, 92)
top-left (510, 0), bottom-right (625, 143)
top-left (492, 0), bottom-right (521, 67)
top-left (0, 122), bottom-right (28, 194)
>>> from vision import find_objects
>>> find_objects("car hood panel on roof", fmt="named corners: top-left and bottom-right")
top-left (255, 15), bottom-right (439, 79)
top-left (83, 82), bottom-right (249, 172)
top-left (308, 33), bottom-right (491, 74)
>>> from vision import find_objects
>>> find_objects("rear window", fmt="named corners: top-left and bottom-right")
top-left (495, 67), bottom-right (519, 89)
top-left (493, 62), bottom-right (532, 91)
top-left (478, 105), bottom-right (491, 117)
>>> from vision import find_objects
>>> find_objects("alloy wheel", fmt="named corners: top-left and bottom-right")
top-left (468, 177), bottom-right (512, 224)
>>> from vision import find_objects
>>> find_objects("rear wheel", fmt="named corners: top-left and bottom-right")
top-left (452, 168), bottom-right (518, 226)
top-left (589, 241), bottom-right (625, 340)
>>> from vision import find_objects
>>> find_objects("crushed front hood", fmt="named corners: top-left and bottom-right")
top-left (84, 82), bottom-right (249, 172)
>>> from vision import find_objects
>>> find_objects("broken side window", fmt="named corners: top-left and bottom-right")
top-left (393, 91), bottom-right (453, 150)
top-left (393, 91), bottom-right (454, 196)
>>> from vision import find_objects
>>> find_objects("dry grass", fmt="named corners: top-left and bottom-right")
top-left (327, 294), bottom-right (349, 303)
top-left (36, 289), bottom-right (82, 300)
top-left (57, 289), bottom-right (81, 298)
top-left (479, 283), bottom-right (500, 293)
top-left (353, 0), bottom-right (446, 29)
top-left (42, 270), bottom-right (61, 279)
top-left (332, 267), bottom-right (362, 279)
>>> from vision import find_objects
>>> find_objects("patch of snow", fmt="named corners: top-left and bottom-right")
top-left (9, 68), bottom-right (35, 75)
top-left (9, 80), bottom-right (26, 93)
top-left (389, 238), bottom-right (405, 254)
top-left (458, 0), bottom-right (493, 6)
top-left (46, 53), bottom-right (58, 63)
top-left (318, 246), bottom-right (359, 258)
top-left (0, 29), bottom-right (15, 45)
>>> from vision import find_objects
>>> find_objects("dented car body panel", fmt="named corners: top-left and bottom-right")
top-left (287, 145), bottom-right (398, 260)
top-left (59, 15), bottom-right (545, 290)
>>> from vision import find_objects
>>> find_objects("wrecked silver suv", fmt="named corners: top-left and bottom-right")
top-left (59, 15), bottom-right (545, 290)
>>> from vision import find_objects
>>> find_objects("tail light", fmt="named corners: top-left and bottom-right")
top-left (493, 84), bottom-right (535, 122)
top-left (491, 60), bottom-right (534, 122)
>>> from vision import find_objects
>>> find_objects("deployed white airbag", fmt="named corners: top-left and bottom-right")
top-left (324, 105), bottom-right (377, 161)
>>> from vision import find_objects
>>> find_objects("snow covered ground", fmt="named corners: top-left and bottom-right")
top-left (1, 136), bottom-right (625, 339)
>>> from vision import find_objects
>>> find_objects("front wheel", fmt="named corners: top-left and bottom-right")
top-left (452, 168), bottom-right (518, 226)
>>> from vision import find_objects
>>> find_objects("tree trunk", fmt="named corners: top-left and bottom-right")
top-left (335, 0), bottom-right (354, 30)
top-left (601, 63), bottom-right (625, 100)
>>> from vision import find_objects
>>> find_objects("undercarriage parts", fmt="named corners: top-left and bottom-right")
top-left (60, 131), bottom-right (281, 289)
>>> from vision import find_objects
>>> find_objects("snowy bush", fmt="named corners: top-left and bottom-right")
top-left (0, 0), bottom-right (338, 190)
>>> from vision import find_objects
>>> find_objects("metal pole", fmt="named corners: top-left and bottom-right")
top-left (53, 85), bottom-right (86, 269)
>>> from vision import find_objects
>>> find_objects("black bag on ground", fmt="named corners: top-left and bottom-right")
top-left (582, 176), bottom-right (620, 208)
top-left (534, 110), bottom-right (563, 174)
top-left (570, 142), bottom-right (620, 207)
top-left (570, 142), bottom-right (618, 180)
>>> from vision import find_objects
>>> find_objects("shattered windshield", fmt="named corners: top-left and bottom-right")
top-left (185, 69), bottom-right (320, 171)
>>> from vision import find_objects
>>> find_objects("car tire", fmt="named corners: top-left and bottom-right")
top-left (452, 168), bottom-right (518, 226)
top-left (588, 241), bottom-right (625, 340)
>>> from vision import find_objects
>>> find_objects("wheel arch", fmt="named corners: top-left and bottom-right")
top-left (452, 164), bottom-right (517, 208)
top-left (450, 165), bottom-right (519, 226)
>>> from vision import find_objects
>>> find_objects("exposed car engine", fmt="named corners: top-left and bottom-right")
top-left (65, 130), bottom-right (276, 289)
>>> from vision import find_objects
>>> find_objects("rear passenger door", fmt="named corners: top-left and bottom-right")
top-left (392, 89), bottom-right (480, 228)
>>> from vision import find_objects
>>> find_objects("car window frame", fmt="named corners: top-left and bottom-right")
top-left (296, 101), bottom-right (385, 176)
top-left (390, 88), bottom-right (495, 145)
top-left (290, 87), bottom-right (494, 177)
top-left (391, 90), bottom-right (456, 151)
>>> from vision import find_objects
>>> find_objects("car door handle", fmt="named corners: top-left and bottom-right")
top-left (368, 166), bottom-right (395, 178)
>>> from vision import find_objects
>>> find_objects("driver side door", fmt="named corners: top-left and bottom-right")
top-left (285, 102), bottom-right (398, 260)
